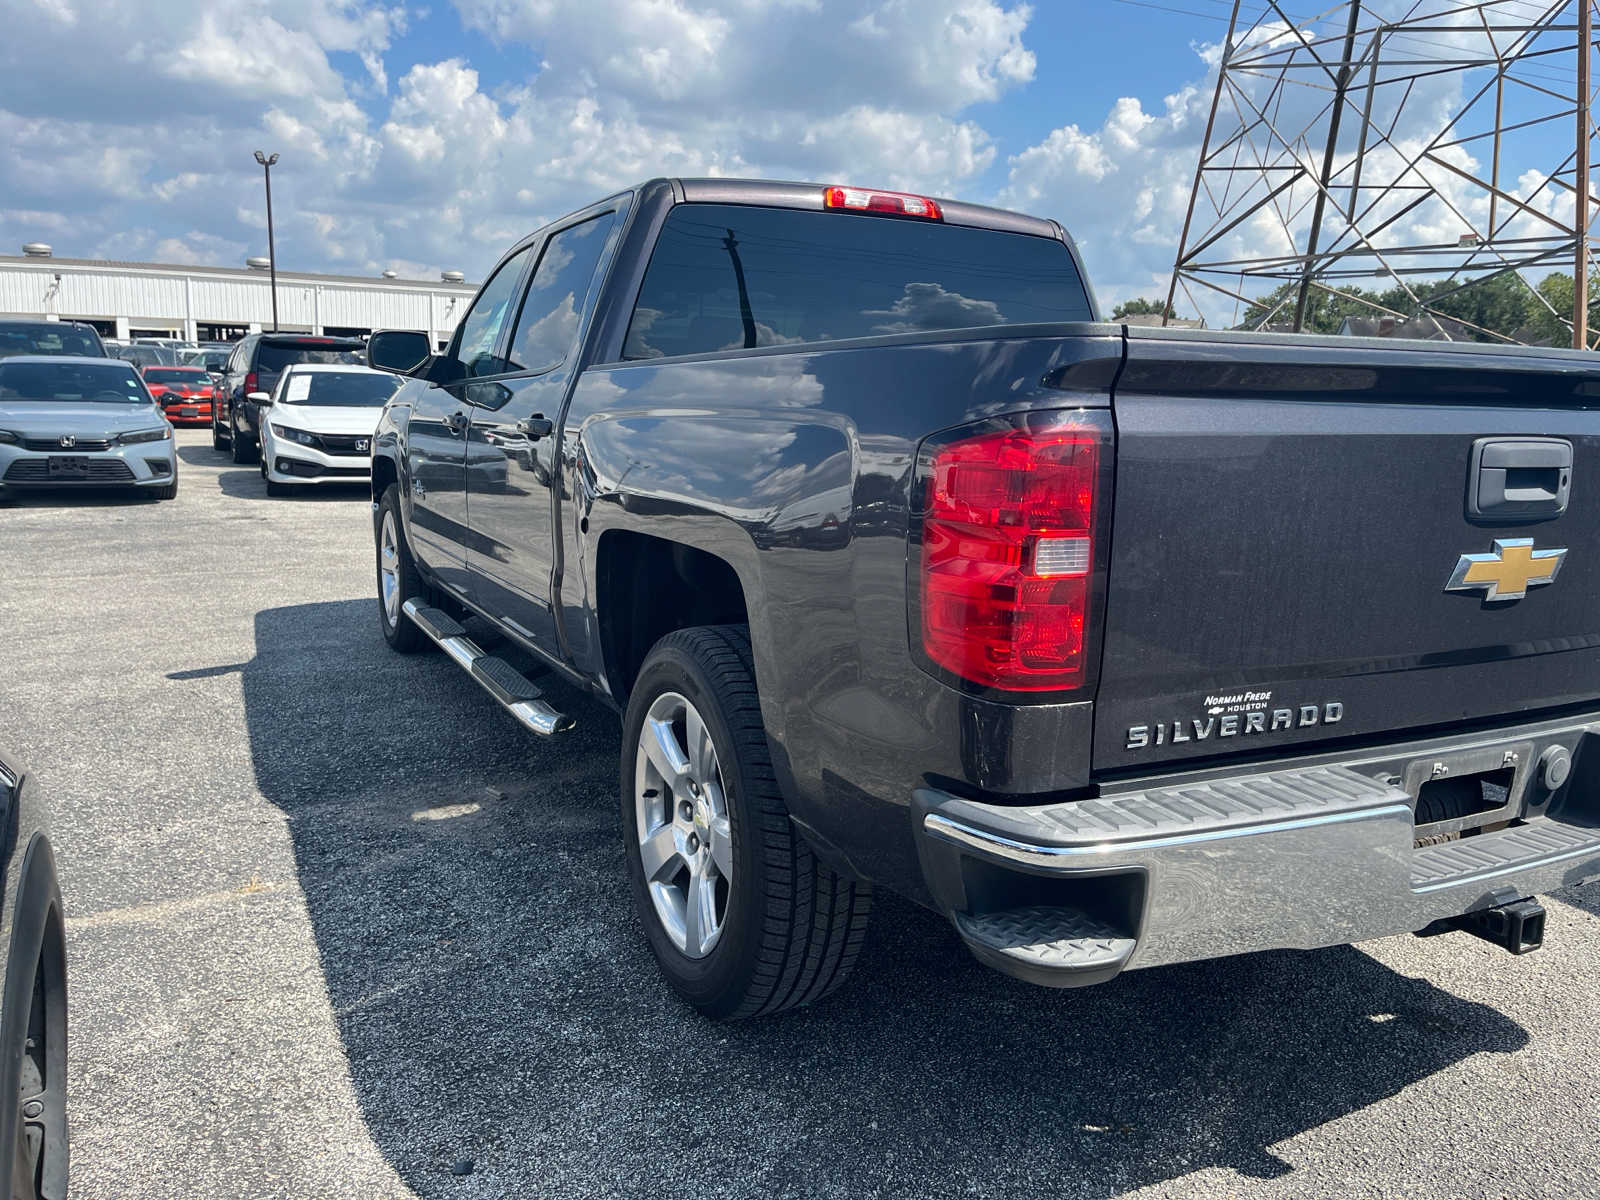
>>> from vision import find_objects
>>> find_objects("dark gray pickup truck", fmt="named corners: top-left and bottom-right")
top-left (364, 177), bottom-right (1600, 1018)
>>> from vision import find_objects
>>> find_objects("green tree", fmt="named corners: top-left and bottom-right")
top-left (1519, 272), bottom-right (1600, 346)
top-left (1241, 281), bottom-right (1377, 333)
top-left (1243, 270), bottom-right (1593, 344)
top-left (1377, 272), bottom-right (1533, 341)
top-left (1110, 297), bottom-right (1189, 320)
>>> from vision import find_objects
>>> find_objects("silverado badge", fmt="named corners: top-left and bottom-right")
top-left (1446, 538), bottom-right (1566, 602)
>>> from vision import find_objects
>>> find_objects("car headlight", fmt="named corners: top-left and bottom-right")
top-left (118, 426), bottom-right (172, 445)
top-left (270, 424), bottom-right (318, 447)
top-left (0, 429), bottom-right (17, 444)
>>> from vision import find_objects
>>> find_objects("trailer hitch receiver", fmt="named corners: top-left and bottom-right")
top-left (1457, 895), bottom-right (1545, 955)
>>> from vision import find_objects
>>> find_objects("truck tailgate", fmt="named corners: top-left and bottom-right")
top-left (1095, 328), bottom-right (1600, 773)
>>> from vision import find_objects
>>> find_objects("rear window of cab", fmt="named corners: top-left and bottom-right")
top-left (623, 203), bottom-right (1093, 360)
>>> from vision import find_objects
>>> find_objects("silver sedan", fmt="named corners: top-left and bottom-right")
top-left (0, 356), bottom-right (178, 500)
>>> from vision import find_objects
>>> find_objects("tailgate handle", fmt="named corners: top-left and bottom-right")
top-left (1467, 437), bottom-right (1571, 522)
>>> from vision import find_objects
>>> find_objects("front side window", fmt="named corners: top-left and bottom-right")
top-left (623, 204), bottom-right (1093, 360)
top-left (506, 213), bottom-right (619, 374)
top-left (0, 361), bottom-right (150, 402)
top-left (454, 245), bottom-right (536, 377)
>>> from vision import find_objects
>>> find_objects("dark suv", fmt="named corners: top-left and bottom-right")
top-left (0, 318), bottom-right (105, 360)
top-left (210, 333), bottom-right (363, 462)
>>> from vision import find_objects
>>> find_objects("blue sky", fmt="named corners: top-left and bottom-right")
top-left (0, 0), bottom-right (1584, 323)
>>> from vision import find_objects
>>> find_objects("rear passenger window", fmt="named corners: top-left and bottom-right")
top-left (506, 212), bottom-right (619, 374)
top-left (623, 203), bottom-right (1093, 360)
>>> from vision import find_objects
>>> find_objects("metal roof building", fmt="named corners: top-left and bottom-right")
top-left (0, 248), bottom-right (477, 347)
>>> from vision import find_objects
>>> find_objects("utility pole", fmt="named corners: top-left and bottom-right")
top-left (1293, 1), bottom-right (1364, 333)
top-left (1577, 1), bottom-right (1591, 350)
top-left (722, 229), bottom-right (757, 349)
top-left (254, 150), bottom-right (281, 332)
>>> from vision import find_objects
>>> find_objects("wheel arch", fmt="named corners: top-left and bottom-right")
top-left (594, 529), bottom-right (750, 707)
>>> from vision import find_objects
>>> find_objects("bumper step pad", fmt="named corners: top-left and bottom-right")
top-left (953, 906), bottom-right (1135, 989)
top-left (1411, 818), bottom-right (1600, 891)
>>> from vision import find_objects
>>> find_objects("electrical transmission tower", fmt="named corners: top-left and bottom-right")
top-left (1166, 0), bottom-right (1599, 348)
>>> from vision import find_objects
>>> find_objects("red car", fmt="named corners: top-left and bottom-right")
top-left (142, 366), bottom-right (215, 424)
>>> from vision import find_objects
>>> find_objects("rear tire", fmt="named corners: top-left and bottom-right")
top-left (376, 483), bottom-right (427, 653)
top-left (210, 411), bottom-right (227, 451)
top-left (229, 417), bottom-right (256, 465)
top-left (621, 625), bottom-right (871, 1020)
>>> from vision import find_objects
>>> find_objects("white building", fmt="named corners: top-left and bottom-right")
top-left (0, 246), bottom-right (477, 348)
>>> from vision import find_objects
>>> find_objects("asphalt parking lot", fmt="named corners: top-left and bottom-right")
top-left (1, 426), bottom-right (1598, 1198)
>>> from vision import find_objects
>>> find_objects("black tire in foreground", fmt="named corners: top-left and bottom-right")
top-left (210, 412), bottom-right (227, 451)
top-left (621, 625), bottom-right (871, 1020)
top-left (375, 483), bottom-right (428, 654)
top-left (229, 417), bottom-right (256, 465)
top-left (0, 759), bottom-right (68, 1200)
top-left (152, 476), bottom-right (178, 501)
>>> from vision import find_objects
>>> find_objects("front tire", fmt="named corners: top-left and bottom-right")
top-left (152, 475), bottom-right (178, 501)
top-left (260, 455), bottom-right (291, 497)
top-left (621, 626), bottom-right (871, 1020)
top-left (376, 483), bottom-right (427, 653)
top-left (210, 410), bottom-right (227, 451)
top-left (0, 838), bottom-right (68, 1200)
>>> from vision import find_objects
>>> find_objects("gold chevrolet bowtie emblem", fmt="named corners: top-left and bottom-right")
top-left (1445, 538), bottom-right (1567, 602)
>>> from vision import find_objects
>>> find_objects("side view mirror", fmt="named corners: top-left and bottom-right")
top-left (368, 329), bottom-right (432, 375)
top-left (247, 391), bottom-right (271, 405)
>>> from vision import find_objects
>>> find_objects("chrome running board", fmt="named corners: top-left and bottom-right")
top-left (402, 599), bottom-right (575, 736)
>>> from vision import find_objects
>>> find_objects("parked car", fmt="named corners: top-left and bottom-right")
top-left (363, 177), bottom-right (1600, 1019)
top-left (256, 364), bottom-right (399, 496)
top-left (0, 319), bottom-right (105, 361)
top-left (0, 753), bottom-right (68, 1199)
top-left (179, 348), bottom-right (229, 377)
top-left (132, 337), bottom-right (195, 351)
top-left (211, 334), bottom-right (363, 464)
top-left (141, 365), bottom-right (215, 425)
top-left (108, 344), bottom-right (178, 370)
top-left (0, 356), bottom-right (177, 500)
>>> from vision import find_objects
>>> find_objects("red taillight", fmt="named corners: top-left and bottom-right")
top-left (823, 185), bottom-right (942, 221)
top-left (244, 372), bottom-right (258, 395)
top-left (919, 413), bottom-right (1107, 692)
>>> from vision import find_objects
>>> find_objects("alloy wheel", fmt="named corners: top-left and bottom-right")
top-left (379, 509), bottom-right (401, 628)
top-left (633, 691), bottom-right (734, 958)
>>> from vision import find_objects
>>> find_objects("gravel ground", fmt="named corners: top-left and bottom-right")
top-left (0, 427), bottom-right (1597, 1199)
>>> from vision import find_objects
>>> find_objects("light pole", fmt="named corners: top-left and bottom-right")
top-left (253, 150), bottom-right (280, 332)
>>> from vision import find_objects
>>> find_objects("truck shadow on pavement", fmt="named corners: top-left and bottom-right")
top-left (241, 599), bottom-right (1531, 1200)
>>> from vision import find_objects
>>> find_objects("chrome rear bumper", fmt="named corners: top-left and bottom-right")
top-left (913, 713), bottom-right (1600, 987)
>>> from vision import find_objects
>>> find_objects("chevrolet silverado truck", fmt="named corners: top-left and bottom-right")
top-left (363, 177), bottom-right (1600, 1019)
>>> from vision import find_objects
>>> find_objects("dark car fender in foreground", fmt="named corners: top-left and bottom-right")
top-left (0, 755), bottom-right (66, 1200)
